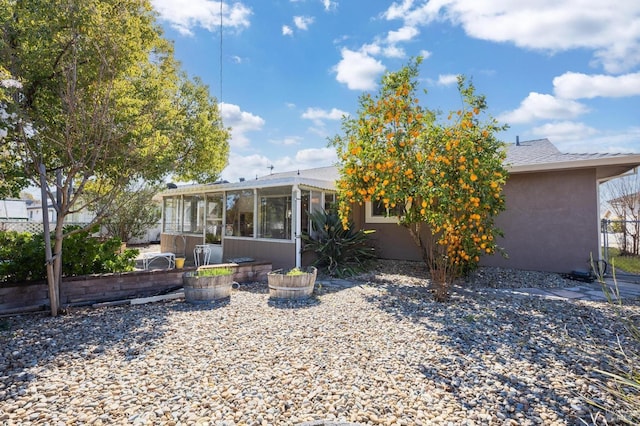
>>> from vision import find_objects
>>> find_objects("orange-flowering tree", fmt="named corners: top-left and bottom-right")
top-left (330, 58), bottom-right (508, 301)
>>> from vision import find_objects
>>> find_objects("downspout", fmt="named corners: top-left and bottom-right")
top-left (293, 184), bottom-right (302, 268)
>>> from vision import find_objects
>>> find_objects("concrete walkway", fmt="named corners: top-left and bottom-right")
top-left (318, 277), bottom-right (640, 303)
top-left (474, 277), bottom-right (640, 302)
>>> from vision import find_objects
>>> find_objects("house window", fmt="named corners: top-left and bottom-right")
top-left (226, 190), bottom-right (254, 237)
top-left (365, 200), bottom-right (401, 224)
top-left (182, 195), bottom-right (205, 234)
top-left (163, 196), bottom-right (181, 232)
top-left (324, 192), bottom-right (336, 212)
top-left (258, 187), bottom-right (292, 240)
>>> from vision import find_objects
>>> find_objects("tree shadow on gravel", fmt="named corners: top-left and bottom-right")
top-left (361, 282), bottom-right (638, 424)
top-left (267, 295), bottom-right (321, 310)
top-left (233, 281), bottom-right (269, 295)
top-left (168, 297), bottom-right (231, 311)
top-left (0, 303), bottom-right (170, 403)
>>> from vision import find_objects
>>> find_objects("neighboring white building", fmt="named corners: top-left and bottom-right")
top-left (26, 200), bottom-right (93, 224)
top-left (26, 201), bottom-right (58, 223)
top-left (0, 199), bottom-right (29, 221)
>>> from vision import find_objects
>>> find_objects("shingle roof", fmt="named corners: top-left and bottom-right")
top-left (162, 139), bottom-right (640, 196)
top-left (505, 138), bottom-right (637, 167)
top-left (255, 166), bottom-right (339, 182)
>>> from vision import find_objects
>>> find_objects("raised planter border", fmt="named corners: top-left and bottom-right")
top-left (0, 261), bottom-right (271, 315)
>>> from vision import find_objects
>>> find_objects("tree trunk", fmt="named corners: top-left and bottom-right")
top-left (405, 222), bottom-right (451, 302)
top-left (39, 163), bottom-right (65, 316)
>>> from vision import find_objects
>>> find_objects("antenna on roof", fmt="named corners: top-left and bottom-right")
top-left (267, 165), bottom-right (274, 174)
top-left (516, 135), bottom-right (520, 146)
top-left (219, 1), bottom-right (223, 102)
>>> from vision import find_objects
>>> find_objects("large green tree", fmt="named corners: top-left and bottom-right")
top-left (87, 181), bottom-right (162, 244)
top-left (331, 58), bottom-right (508, 301)
top-left (0, 66), bottom-right (28, 197)
top-left (0, 0), bottom-right (230, 314)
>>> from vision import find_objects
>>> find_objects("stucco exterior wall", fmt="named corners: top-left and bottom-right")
top-left (483, 168), bottom-right (599, 272)
top-left (353, 168), bottom-right (599, 273)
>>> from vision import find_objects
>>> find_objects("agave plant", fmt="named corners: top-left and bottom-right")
top-left (301, 209), bottom-right (376, 277)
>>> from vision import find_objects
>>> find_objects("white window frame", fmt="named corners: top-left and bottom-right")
top-left (365, 201), bottom-right (400, 224)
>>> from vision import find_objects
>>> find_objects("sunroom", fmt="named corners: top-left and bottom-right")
top-left (158, 167), bottom-right (338, 270)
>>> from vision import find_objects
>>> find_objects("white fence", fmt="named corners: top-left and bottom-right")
top-left (0, 220), bottom-right (161, 244)
top-left (0, 221), bottom-right (90, 234)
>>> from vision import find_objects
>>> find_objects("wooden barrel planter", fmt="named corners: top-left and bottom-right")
top-left (182, 266), bottom-right (234, 303)
top-left (268, 267), bottom-right (317, 300)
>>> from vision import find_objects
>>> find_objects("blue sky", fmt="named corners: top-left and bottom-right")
top-left (151, 0), bottom-right (640, 183)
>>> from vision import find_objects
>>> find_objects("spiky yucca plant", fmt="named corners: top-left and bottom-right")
top-left (301, 209), bottom-right (376, 278)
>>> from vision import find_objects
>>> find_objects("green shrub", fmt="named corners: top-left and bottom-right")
top-left (0, 227), bottom-right (139, 283)
top-left (301, 209), bottom-right (376, 277)
top-left (286, 268), bottom-right (305, 276)
top-left (0, 230), bottom-right (46, 282)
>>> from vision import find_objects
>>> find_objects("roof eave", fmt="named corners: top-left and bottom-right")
top-left (507, 155), bottom-right (640, 174)
top-left (159, 176), bottom-right (335, 197)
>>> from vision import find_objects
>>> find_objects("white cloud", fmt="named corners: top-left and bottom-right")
top-left (361, 43), bottom-right (382, 56)
top-left (437, 74), bottom-right (459, 86)
top-left (293, 16), bottom-right (314, 31)
top-left (322, 0), bottom-right (338, 12)
top-left (419, 49), bottom-right (432, 59)
top-left (151, 0), bottom-right (251, 36)
top-left (333, 48), bottom-right (386, 90)
top-left (383, 0), bottom-right (640, 73)
top-left (498, 92), bottom-right (589, 124)
top-left (301, 107), bottom-right (348, 125)
top-left (530, 121), bottom-right (599, 142)
top-left (282, 25), bottom-right (293, 36)
top-left (550, 127), bottom-right (640, 154)
top-left (270, 136), bottom-right (303, 146)
top-left (220, 148), bottom-right (338, 182)
top-left (219, 102), bottom-right (265, 148)
top-left (553, 72), bottom-right (640, 99)
top-left (386, 25), bottom-right (419, 44)
top-left (221, 153), bottom-right (271, 182)
top-left (382, 45), bottom-right (406, 58)
top-left (383, 0), bottom-right (415, 21)
top-left (295, 147), bottom-right (338, 165)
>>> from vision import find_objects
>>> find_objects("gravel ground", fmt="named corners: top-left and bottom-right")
top-left (1, 261), bottom-right (639, 425)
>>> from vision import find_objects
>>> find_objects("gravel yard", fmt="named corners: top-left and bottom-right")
top-left (1, 261), bottom-right (639, 425)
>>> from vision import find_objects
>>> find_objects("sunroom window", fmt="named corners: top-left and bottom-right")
top-left (258, 187), bottom-right (292, 239)
top-left (182, 195), bottom-right (205, 234)
top-left (226, 190), bottom-right (254, 237)
top-left (163, 196), bottom-right (181, 232)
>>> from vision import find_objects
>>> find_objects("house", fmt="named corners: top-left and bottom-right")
top-left (0, 199), bottom-right (29, 221)
top-left (158, 139), bottom-right (640, 273)
top-left (26, 200), bottom-right (94, 224)
top-left (26, 200), bottom-right (56, 223)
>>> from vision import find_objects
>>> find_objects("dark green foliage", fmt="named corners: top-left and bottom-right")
top-left (0, 227), bottom-right (138, 283)
top-left (301, 209), bottom-right (376, 277)
top-left (0, 230), bottom-right (46, 282)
